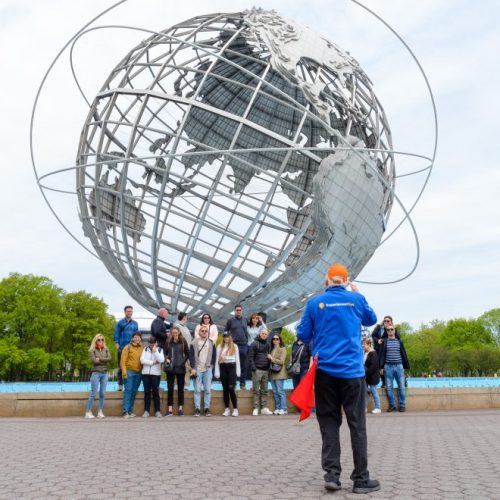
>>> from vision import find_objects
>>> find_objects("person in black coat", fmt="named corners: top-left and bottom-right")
top-left (151, 307), bottom-right (170, 350)
top-left (362, 337), bottom-right (381, 413)
top-left (290, 339), bottom-right (312, 389)
top-left (249, 329), bottom-right (273, 415)
top-left (164, 326), bottom-right (189, 416)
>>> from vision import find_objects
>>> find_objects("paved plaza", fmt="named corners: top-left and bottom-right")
top-left (1, 409), bottom-right (499, 499)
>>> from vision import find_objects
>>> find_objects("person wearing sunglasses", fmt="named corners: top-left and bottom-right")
top-left (371, 316), bottom-right (400, 387)
top-left (297, 263), bottom-right (380, 494)
top-left (85, 334), bottom-right (111, 419)
top-left (268, 334), bottom-right (287, 415)
top-left (189, 326), bottom-right (216, 417)
top-left (194, 313), bottom-right (219, 343)
top-left (378, 325), bottom-right (410, 413)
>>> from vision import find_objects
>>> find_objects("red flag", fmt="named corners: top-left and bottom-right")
top-left (289, 356), bottom-right (318, 422)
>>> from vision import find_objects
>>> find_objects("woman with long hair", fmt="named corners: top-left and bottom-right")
top-left (214, 332), bottom-right (240, 417)
top-left (268, 334), bottom-right (288, 415)
top-left (247, 313), bottom-right (267, 345)
top-left (85, 334), bottom-right (111, 419)
top-left (194, 313), bottom-right (219, 343)
top-left (164, 326), bottom-right (189, 416)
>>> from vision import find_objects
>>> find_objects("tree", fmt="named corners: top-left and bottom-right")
top-left (402, 321), bottom-right (446, 375)
top-left (0, 273), bottom-right (116, 381)
top-left (440, 319), bottom-right (495, 350)
top-left (478, 308), bottom-right (500, 346)
top-left (61, 291), bottom-right (116, 379)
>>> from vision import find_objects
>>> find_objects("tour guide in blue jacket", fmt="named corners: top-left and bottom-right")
top-left (297, 263), bottom-right (380, 494)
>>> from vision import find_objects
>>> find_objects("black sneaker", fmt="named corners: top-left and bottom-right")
top-left (352, 479), bottom-right (380, 494)
top-left (324, 480), bottom-right (341, 491)
top-left (387, 406), bottom-right (397, 413)
top-left (399, 406), bottom-right (406, 412)
top-left (194, 408), bottom-right (201, 417)
top-left (204, 408), bottom-right (212, 417)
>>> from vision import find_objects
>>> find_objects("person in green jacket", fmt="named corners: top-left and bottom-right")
top-left (85, 334), bottom-right (111, 419)
top-left (268, 334), bottom-right (288, 415)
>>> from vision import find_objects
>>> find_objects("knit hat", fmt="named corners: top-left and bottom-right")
top-left (327, 263), bottom-right (348, 284)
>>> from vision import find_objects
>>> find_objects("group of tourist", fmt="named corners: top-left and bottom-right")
top-left (84, 304), bottom-right (312, 419)
top-left (84, 261), bottom-right (415, 494)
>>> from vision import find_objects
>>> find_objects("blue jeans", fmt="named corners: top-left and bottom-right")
top-left (270, 379), bottom-right (287, 411)
top-left (86, 372), bottom-right (108, 411)
top-left (123, 370), bottom-right (142, 414)
top-left (194, 369), bottom-right (213, 410)
top-left (367, 384), bottom-right (381, 410)
top-left (384, 363), bottom-right (406, 408)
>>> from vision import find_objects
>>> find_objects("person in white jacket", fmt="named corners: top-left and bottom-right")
top-left (141, 336), bottom-right (165, 418)
top-left (214, 332), bottom-right (241, 417)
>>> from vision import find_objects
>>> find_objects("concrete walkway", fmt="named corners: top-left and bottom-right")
top-left (1, 409), bottom-right (499, 499)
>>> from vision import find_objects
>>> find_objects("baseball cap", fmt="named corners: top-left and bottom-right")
top-left (327, 263), bottom-right (348, 284)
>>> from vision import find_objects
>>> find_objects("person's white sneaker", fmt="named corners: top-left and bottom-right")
top-left (222, 408), bottom-right (231, 417)
top-left (232, 409), bottom-right (239, 417)
top-left (129, 413), bottom-right (136, 418)
top-left (371, 408), bottom-right (382, 414)
top-left (85, 411), bottom-right (95, 419)
top-left (273, 409), bottom-right (279, 415)
top-left (261, 407), bottom-right (273, 415)
top-left (142, 411), bottom-right (149, 418)
top-left (277, 409), bottom-right (287, 415)
top-left (155, 411), bottom-right (162, 418)
top-left (97, 410), bottom-right (105, 419)
top-left (252, 408), bottom-right (259, 416)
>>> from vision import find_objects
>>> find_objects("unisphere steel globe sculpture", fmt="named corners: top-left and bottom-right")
top-left (32, 6), bottom-right (437, 326)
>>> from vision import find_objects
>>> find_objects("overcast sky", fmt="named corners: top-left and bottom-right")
top-left (1, 0), bottom-right (498, 329)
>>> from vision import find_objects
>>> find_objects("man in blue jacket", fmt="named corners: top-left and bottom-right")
top-left (297, 263), bottom-right (380, 494)
top-left (114, 305), bottom-right (139, 391)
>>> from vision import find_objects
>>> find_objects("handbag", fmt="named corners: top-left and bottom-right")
top-left (287, 344), bottom-right (305, 376)
top-left (269, 344), bottom-right (283, 373)
top-left (269, 362), bottom-right (282, 373)
top-left (163, 345), bottom-right (174, 373)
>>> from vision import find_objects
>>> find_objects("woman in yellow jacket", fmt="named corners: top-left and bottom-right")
top-left (120, 332), bottom-right (144, 418)
top-left (268, 333), bottom-right (288, 415)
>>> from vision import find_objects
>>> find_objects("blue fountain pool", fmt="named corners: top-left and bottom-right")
top-left (0, 377), bottom-right (499, 393)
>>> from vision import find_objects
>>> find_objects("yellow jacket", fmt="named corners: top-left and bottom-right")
top-left (120, 343), bottom-right (143, 374)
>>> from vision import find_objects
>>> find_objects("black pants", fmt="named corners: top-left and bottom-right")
top-left (314, 369), bottom-right (369, 483)
top-left (116, 349), bottom-right (123, 385)
top-left (237, 344), bottom-right (248, 386)
top-left (167, 372), bottom-right (185, 406)
top-left (220, 363), bottom-right (238, 409)
top-left (142, 374), bottom-right (161, 413)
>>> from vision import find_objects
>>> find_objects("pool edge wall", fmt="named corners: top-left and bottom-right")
top-left (0, 387), bottom-right (499, 417)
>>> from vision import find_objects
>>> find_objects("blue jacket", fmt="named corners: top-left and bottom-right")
top-left (114, 318), bottom-right (139, 350)
top-left (297, 286), bottom-right (377, 378)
